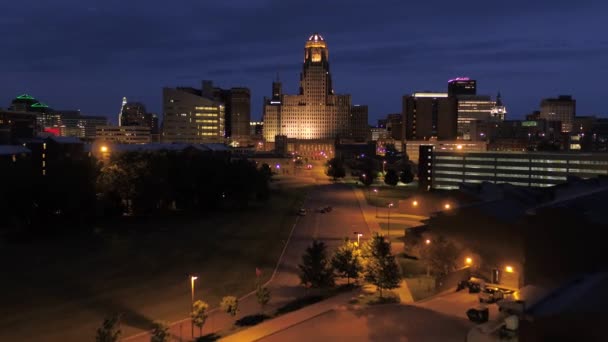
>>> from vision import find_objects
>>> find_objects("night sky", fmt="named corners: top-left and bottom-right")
top-left (1, 0), bottom-right (607, 124)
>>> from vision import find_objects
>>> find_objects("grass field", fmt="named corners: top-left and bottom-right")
top-left (0, 183), bottom-right (309, 335)
top-left (357, 184), bottom-right (417, 208)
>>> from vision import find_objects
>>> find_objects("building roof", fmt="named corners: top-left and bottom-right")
top-left (527, 273), bottom-right (608, 315)
top-left (308, 33), bottom-right (325, 42)
top-left (0, 145), bottom-right (30, 155)
top-left (86, 143), bottom-right (230, 153)
top-left (48, 136), bottom-right (83, 144)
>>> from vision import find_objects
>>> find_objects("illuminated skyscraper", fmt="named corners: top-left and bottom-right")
top-left (263, 33), bottom-right (366, 142)
top-left (118, 97), bottom-right (127, 126)
top-left (540, 95), bottom-right (576, 133)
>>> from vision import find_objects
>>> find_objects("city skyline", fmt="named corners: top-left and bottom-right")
top-left (1, 0), bottom-right (608, 123)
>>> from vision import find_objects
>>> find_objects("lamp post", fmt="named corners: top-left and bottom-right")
top-left (353, 232), bottom-right (363, 246)
top-left (190, 276), bottom-right (198, 338)
top-left (387, 202), bottom-right (394, 241)
top-left (373, 188), bottom-right (378, 217)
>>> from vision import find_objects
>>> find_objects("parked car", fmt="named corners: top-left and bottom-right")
top-left (479, 286), bottom-right (505, 303)
top-left (298, 208), bottom-right (307, 216)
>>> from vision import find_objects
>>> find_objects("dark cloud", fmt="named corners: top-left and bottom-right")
top-left (0, 0), bottom-right (607, 122)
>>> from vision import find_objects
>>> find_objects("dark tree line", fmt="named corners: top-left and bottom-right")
top-left (0, 151), bottom-right (271, 232)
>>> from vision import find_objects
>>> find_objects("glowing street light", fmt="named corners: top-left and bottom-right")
top-left (505, 266), bottom-right (514, 273)
top-left (354, 232), bottom-right (363, 246)
top-left (425, 239), bottom-right (431, 245)
top-left (100, 145), bottom-right (108, 153)
top-left (190, 276), bottom-right (198, 338)
top-left (387, 202), bottom-right (394, 241)
top-left (444, 203), bottom-right (451, 210)
top-left (465, 257), bottom-right (473, 265)
top-left (373, 189), bottom-right (379, 217)
top-left (412, 200), bottom-right (418, 207)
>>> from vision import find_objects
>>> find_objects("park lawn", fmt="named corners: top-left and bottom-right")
top-left (0, 183), bottom-right (309, 336)
top-left (359, 184), bottom-right (417, 208)
top-left (378, 222), bottom-right (413, 239)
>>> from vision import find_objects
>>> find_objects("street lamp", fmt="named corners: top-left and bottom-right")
top-left (100, 145), bottom-right (108, 153)
top-left (505, 265), bottom-right (514, 273)
top-left (444, 203), bottom-right (451, 210)
top-left (412, 200), bottom-right (418, 207)
top-left (383, 160), bottom-right (387, 173)
top-left (387, 202), bottom-right (394, 241)
top-left (425, 239), bottom-right (431, 245)
top-left (465, 257), bottom-right (473, 265)
top-left (354, 232), bottom-right (363, 246)
top-left (190, 276), bottom-right (198, 338)
top-left (373, 188), bottom-right (378, 217)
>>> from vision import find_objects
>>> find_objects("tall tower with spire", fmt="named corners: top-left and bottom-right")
top-left (118, 97), bottom-right (127, 126)
top-left (263, 33), bottom-right (365, 144)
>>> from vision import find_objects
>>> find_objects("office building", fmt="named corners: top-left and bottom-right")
top-left (0, 110), bottom-right (37, 144)
top-left (350, 105), bottom-right (369, 141)
top-left (96, 125), bottom-right (151, 144)
top-left (250, 121), bottom-right (263, 137)
top-left (204, 81), bottom-right (251, 143)
top-left (420, 147), bottom-right (608, 190)
top-left (447, 77), bottom-right (476, 96)
top-left (406, 140), bottom-right (487, 163)
top-left (120, 102), bottom-right (147, 127)
top-left (402, 92), bottom-right (458, 141)
top-left (162, 86), bottom-right (225, 143)
top-left (263, 33), bottom-right (365, 144)
top-left (540, 95), bottom-right (575, 133)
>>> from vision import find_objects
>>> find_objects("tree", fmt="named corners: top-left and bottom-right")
top-left (384, 169), bottom-right (399, 186)
top-left (331, 240), bottom-right (363, 285)
top-left (419, 235), bottom-right (461, 277)
top-left (326, 158), bottom-right (346, 181)
top-left (255, 285), bottom-right (271, 312)
top-left (150, 321), bottom-right (171, 342)
top-left (400, 166), bottom-right (415, 184)
top-left (259, 163), bottom-right (272, 181)
top-left (191, 300), bottom-right (209, 337)
top-left (220, 296), bottom-right (239, 318)
top-left (95, 315), bottom-right (121, 342)
top-left (362, 234), bottom-right (401, 297)
top-left (298, 240), bottom-right (335, 289)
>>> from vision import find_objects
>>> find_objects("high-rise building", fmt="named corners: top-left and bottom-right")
top-left (162, 87), bottom-right (225, 143)
top-left (402, 92), bottom-right (458, 141)
top-left (350, 105), bottom-right (369, 141)
top-left (205, 82), bottom-right (251, 144)
top-left (263, 33), bottom-right (362, 142)
top-left (456, 95), bottom-right (498, 140)
top-left (120, 102), bottom-right (147, 127)
top-left (540, 95), bottom-right (576, 133)
top-left (118, 97), bottom-right (127, 126)
top-left (448, 77), bottom-right (476, 96)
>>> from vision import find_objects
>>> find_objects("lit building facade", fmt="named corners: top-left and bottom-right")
top-left (448, 77), bottom-right (476, 96)
top-left (420, 148), bottom-right (608, 190)
top-left (162, 87), bottom-right (225, 143)
top-left (96, 125), bottom-right (151, 144)
top-left (205, 81), bottom-right (251, 144)
top-left (540, 95), bottom-right (576, 133)
top-left (263, 34), bottom-right (365, 144)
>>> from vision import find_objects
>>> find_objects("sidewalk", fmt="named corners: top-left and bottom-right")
top-left (220, 290), bottom-right (357, 342)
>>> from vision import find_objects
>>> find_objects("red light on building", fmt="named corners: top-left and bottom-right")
top-left (44, 127), bottom-right (60, 136)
